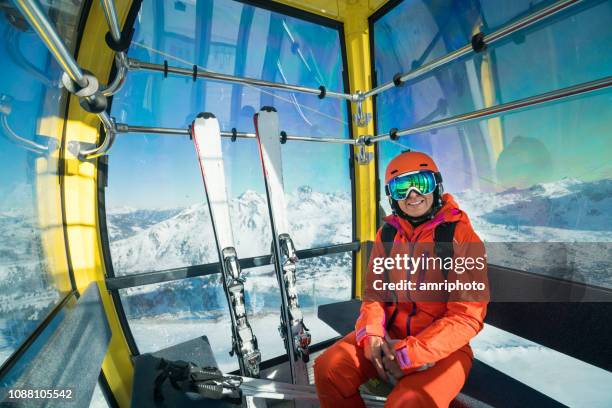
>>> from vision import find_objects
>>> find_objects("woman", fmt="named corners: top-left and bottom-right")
top-left (314, 151), bottom-right (488, 407)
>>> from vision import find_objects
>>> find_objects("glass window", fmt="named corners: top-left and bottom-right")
top-left (107, 0), bottom-right (352, 273)
top-left (373, 0), bottom-right (612, 288)
top-left (121, 253), bottom-right (352, 371)
top-left (0, 0), bottom-right (86, 366)
top-left (107, 0), bottom-right (352, 363)
top-left (372, 1), bottom-right (612, 405)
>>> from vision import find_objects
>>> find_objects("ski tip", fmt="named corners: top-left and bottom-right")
top-left (196, 112), bottom-right (217, 119)
top-left (260, 106), bottom-right (277, 113)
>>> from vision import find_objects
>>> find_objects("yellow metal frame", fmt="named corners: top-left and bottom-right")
top-left (65, 0), bottom-right (389, 405)
top-left (37, 114), bottom-right (72, 294)
top-left (63, 0), bottom-right (133, 406)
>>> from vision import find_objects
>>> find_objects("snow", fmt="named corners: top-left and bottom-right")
top-left (109, 188), bottom-right (352, 274)
top-left (130, 310), bottom-right (342, 374)
top-left (473, 325), bottom-right (612, 408)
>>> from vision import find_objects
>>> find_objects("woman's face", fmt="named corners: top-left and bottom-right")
top-left (397, 190), bottom-right (434, 217)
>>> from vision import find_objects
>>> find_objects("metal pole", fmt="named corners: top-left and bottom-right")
top-left (100, 0), bottom-right (122, 41)
top-left (101, 53), bottom-right (128, 97)
top-left (12, 0), bottom-right (88, 88)
top-left (13, 0), bottom-right (118, 159)
top-left (363, 0), bottom-right (583, 99)
top-left (368, 75), bottom-right (612, 144)
top-left (99, 0), bottom-right (128, 97)
top-left (115, 124), bottom-right (357, 145)
top-left (128, 58), bottom-right (354, 101)
top-left (79, 112), bottom-right (116, 159)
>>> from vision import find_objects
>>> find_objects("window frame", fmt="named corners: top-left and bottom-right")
top-left (367, 0), bottom-right (611, 289)
top-left (99, 0), bottom-right (356, 361)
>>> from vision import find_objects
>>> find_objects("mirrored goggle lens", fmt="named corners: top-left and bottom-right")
top-left (388, 171), bottom-right (437, 200)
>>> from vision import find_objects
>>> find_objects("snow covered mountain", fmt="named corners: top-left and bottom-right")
top-left (380, 177), bottom-right (612, 287)
top-left (0, 208), bottom-right (61, 363)
top-left (455, 177), bottom-right (612, 242)
top-left (108, 186), bottom-right (352, 274)
top-left (108, 187), bottom-right (353, 318)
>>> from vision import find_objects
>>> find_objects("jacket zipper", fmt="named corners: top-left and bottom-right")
top-left (406, 229), bottom-right (425, 337)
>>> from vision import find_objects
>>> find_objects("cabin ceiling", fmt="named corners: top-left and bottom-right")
top-left (270, 0), bottom-right (390, 21)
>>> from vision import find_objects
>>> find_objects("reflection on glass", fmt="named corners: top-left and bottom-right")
top-left (374, 0), bottom-right (612, 287)
top-left (122, 252), bottom-right (352, 371)
top-left (107, 0), bottom-right (352, 273)
top-left (0, 0), bottom-right (84, 366)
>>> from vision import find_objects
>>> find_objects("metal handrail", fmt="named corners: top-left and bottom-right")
top-left (115, 123), bottom-right (357, 145)
top-left (127, 58), bottom-right (356, 102)
top-left (101, 50), bottom-right (128, 97)
top-left (13, 0), bottom-right (118, 159)
top-left (367, 75), bottom-right (612, 144)
top-left (99, 0), bottom-right (128, 97)
top-left (363, 0), bottom-right (584, 99)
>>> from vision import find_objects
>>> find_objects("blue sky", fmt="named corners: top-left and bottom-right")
top-left (106, 0), bottom-right (351, 209)
top-left (374, 0), bottom-right (612, 194)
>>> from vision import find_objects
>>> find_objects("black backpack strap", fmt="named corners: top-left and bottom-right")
top-left (380, 222), bottom-right (397, 258)
top-left (379, 223), bottom-right (399, 330)
top-left (154, 359), bottom-right (191, 402)
top-left (434, 222), bottom-right (457, 279)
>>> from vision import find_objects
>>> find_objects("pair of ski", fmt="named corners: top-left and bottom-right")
top-left (191, 108), bottom-right (310, 384)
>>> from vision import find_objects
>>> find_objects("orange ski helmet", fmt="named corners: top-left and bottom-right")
top-left (384, 150), bottom-right (444, 220)
top-left (385, 150), bottom-right (440, 184)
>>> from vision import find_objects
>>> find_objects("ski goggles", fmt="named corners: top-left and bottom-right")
top-left (386, 170), bottom-right (438, 200)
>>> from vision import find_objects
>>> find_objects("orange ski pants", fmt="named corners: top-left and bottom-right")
top-left (314, 332), bottom-right (472, 408)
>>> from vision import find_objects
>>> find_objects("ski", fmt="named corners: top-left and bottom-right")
top-left (191, 112), bottom-right (261, 378)
top-left (253, 107), bottom-right (311, 385)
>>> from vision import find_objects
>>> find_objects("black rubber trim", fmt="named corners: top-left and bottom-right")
top-left (368, 0), bottom-right (404, 24)
top-left (392, 72), bottom-right (403, 87)
top-left (231, 127), bottom-right (237, 142)
top-left (105, 29), bottom-right (134, 52)
top-left (105, 242), bottom-right (360, 290)
top-left (97, 370), bottom-right (120, 408)
top-left (318, 85), bottom-right (326, 99)
top-left (163, 60), bottom-right (168, 78)
top-left (0, 292), bottom-right (76, 380)
top-left (389, 127), bottom-right (398, 140)
top-left (237, 0), bottom-right (344, 30)
top-left (192, 65), bottom-right (197, 82)
top-left (280, 130), bottom-right (287, 144)
top-left (471, 32), bottom-right (487, 53)
top-left (96, 142), bottom-right (140, 356)
top-left (106, 0), bottom-right (142, 53)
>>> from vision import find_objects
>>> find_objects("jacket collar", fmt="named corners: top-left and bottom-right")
top-left (384, 193), bottom-right (464, 238)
